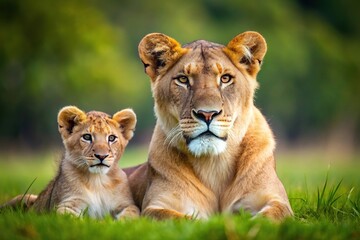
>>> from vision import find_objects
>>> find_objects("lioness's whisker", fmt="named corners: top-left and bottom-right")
top-left (165, 125), bottom-right (183, 148)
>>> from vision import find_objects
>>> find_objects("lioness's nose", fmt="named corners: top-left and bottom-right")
top-left (193, 110), bottom-right (221, 125)
top-left (94, 154), bottom-right (109, 161)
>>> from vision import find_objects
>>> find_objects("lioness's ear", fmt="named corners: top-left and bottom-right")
top-left (138, 33), bottom-right (188, 81)
top-left (224, 31), bottom-right (267, 76)
top-left (58, 106), bottom-right (87, 139)
top-left (113, 109), bottom-right (137, 141)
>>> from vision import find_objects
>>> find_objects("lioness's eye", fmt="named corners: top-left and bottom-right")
top-left (108, 135), bottom-right (117, 143)
top-left (82, 134), bottom-right (92, 142)
top-left (220, 74), bottom-right (233, 84)
top-left (174, 75), bottom-right (189, 85)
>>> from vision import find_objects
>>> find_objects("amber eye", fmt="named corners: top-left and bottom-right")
top-left (174, 75), bottom-right (189, 85)
top-left (220, 74), bottom-right (233, 84)
top-left (108, 135), bottom-right (117, 143)
top-left (82, 134), bottom-right (92, 142)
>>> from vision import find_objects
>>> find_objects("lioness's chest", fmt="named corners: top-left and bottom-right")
top-left (192, 155), bottom-right (235, 196)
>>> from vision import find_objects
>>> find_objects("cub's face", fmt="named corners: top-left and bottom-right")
top-left (139, 32), bottom-right (267, 157)
top-left (57, 107), bottom-right (136, 174)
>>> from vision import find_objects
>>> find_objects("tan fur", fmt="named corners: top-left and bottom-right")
top-left (2, 106), bottom-right (139, 219)
top-left (128, 31), bottom-right (293, 221)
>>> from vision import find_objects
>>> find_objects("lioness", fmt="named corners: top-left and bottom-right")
top-left (127, 31), bottom-right (293, 220)
top-left (2, 106), bottom-right (139, 219)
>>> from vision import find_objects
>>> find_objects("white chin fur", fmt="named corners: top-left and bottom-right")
top-left (187, 136), bottom-right (227, 157)
top-left (89, 166), bottom-right (110, 174)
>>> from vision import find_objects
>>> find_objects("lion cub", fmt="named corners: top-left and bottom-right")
top-left (2, 106), bottom-right (139, 219)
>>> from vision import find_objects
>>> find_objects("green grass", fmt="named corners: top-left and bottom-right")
top-left (0, 148), bottom-right (360, 240)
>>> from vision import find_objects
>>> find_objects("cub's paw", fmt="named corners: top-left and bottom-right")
top-left (114, 205), bottom-right (140, 220)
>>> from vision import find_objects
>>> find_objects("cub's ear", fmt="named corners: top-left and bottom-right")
top-left (224, 31), bottom-right (267, 76)
top-left (138, 33), bottom-right (188, 81)
top-left (112, 109), bottom-right (137, 141)
top-left (57, 106), bottom-right (87, 139)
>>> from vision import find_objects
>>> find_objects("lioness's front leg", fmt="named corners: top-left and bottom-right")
top-left (257, 198), bottom-right (293, 220)
top-left (143, 207), bottom-right (190, 220)
top-left (141, 191), bottom-right (191, 219)
top-left (227, 192), bottom-right (292, 221)
top-left (141, 178), bottom-right (215, 220)
top-left (225, 177), bottom-right (293, 221)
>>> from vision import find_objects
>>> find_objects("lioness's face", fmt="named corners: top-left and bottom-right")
top-left (153, 45), bottom-right (249, 156)
top-left (57, 107), bottom-right (136, 174)
top-left (139, 32), bottom-right (266, 157)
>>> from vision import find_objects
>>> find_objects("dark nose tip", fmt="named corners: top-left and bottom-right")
top-left (193, 110), bottom-right (221, 125)
top-left (94, 154), bottom-right (109, 161)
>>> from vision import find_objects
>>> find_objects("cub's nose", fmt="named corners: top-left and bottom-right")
top-left (94, 154), bottom-right (109, 161)
top-left (192, 110), bottom-right (221, 125)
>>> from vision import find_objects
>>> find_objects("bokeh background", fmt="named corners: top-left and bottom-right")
top-left (1, 0), bottom-right (359, 155)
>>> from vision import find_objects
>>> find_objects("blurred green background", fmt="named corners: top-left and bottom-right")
top-left (0, 0), bottom-right (359, 154)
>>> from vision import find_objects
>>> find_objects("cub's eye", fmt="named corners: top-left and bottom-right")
top-left (108, 135), bottom-right (117, 143)
top-left (220, 74), bottom-right (233, 84)
top-left (82, 134), bottom-right (92, 142)
top-left (174, 75), bottom-right (189, 85)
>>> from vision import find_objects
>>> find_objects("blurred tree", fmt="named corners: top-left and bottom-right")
top-left (0, 0), bottom-right (359, 151)
top-left (0, 0), bottom-right (149, 148)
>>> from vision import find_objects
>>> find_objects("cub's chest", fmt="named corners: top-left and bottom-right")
top-left (82, 179), bottom-right (118, 218)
